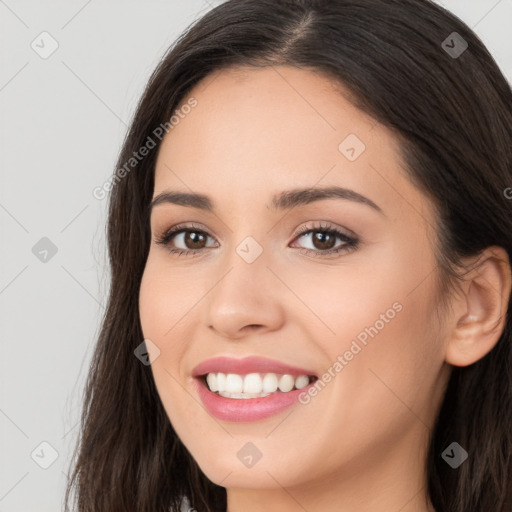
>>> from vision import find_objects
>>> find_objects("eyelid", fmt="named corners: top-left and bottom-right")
top-left (155, 219), bottom-right (354, 239)
top-left (153, 221), bottom-right (216, 245)
top-left (154, 220), bottom-right (359, 257)
top-left (292, 220), bottom-right (357, 240)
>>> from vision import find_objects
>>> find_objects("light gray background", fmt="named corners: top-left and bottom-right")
top-left (1, 1), bottom-right (511, 511)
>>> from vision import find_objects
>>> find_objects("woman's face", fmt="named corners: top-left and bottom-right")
top-left (139, 65), bottom-right (451, 493)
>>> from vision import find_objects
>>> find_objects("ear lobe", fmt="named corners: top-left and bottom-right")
top-left (445, 246), bottom-right (511, 367)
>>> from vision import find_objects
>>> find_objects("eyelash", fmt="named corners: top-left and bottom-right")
top-left (154, 221), bottom-right (359, 258)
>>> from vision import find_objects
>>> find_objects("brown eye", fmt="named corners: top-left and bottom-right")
top-left (308, 231), bottom-right (337, 251)
top-left (180, 231), bottom-right (208, 249)
top-left (291, 224), bottom-right (358, 256)
top-left (155, 224), bottom-right (218, 256)
top-left (155, 222), bottom-right (358, 258)
top-left (159, 229), bottom-right (216, 250)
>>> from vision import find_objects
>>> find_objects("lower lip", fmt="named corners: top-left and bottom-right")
top-left (194, 377), bottom-right (315, 422)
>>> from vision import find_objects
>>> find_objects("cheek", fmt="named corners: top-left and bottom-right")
top-left (139, 261), bottom-right (201, 436)
top-left (138, 254), bottom-right (202, 345)
top-left (139, 270), bottom-right (160, 342)
top-left (283, 237), bottom-right (439, 356)
top-left (283, 274), bottom-right (443, 479)
top-left (289, 238), bottom-right (443, 418)
top-left (138, 259), bottom-right (188, 404)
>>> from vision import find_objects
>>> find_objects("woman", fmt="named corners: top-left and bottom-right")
top-left (65, 1), bottom-right (512, 511)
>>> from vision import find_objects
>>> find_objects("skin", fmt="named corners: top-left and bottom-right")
top-left (138, 65), bottom-right (511, 512)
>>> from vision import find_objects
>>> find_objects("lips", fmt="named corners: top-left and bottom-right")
top-left (191, 356), bottom-right (319, 421)
top-left (191, 355), bottom-right (318, 378)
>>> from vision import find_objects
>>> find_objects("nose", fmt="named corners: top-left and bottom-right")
top-left (201, 246), bottom-right (285, 340)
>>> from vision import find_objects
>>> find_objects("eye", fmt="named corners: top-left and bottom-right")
top-left (154, 221), bottom-right (358, 258)
top-left (290, 222), bottom-right (358, 257)
top-left (154, 222), bottom-right (217, 257)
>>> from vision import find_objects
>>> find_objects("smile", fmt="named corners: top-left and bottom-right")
top-left (203, 372), bottom-right (316, 398)
top-left (191, 356), bottom-right (319, 422)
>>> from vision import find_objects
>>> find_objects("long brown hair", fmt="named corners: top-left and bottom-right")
top-left (65, 1), bottom-right (512, 510)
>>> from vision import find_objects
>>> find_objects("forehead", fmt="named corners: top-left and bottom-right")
top-left (158, 65), bottom-right (382, 167)
top-left (153, 65), bottom-right (431, 225)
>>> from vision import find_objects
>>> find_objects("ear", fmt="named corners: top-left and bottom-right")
top-left (445, 246), bottom-right (511, 367)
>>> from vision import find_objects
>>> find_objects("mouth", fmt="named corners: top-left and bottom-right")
top-left (198, 372), bottom-right (318, 399)
top-left (191, 356), bottom-right (319, 421)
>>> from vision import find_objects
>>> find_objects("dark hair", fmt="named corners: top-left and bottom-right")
top-left (65, 1), bottom-right (512, 511)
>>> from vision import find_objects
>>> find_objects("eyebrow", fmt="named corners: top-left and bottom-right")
top-left (150, 186), bottom-right (384, 215)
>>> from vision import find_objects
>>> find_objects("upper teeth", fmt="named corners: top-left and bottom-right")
top-left (206, 372), bottom-right (311, 395)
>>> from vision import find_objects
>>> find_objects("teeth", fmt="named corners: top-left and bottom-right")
top-left (217, 372), bottom-right (226, 391)
top-left (206, 373), bottom-right (218, 392)
top-left (262, 373), bottom-right (278, 393)
top-left (294, 375), bottom-right (310, 389)
top-left (243, 373), bottom-right (263, 394)
top-left (225, 373), bottom-right (243, 393)
top-left (278, 374), bottom-right (295, 392)
top-left (204, 372), bottom-right (314, 396)
top-left (218, 391), bottom-right (271, 399)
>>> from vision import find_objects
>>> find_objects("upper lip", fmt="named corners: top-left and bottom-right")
top-left (191, 356), bottom-right (318, 378)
